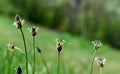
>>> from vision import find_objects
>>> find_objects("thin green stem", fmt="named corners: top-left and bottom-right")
top-left (20, 28), bottom-right (28, 74)
top-left (41, 53), bottom-right (49, 74)
top-left (15, 47), bottom-right (33, 71)
top-left (90, 50), bottom-right (97, 74)
top-left (99, 67), bottom-right (102, 74)
top-left (57, 52), bottom-right (60, 74)
top-left (3, 49), bottom-right (9, 73)
top-left (9, 50), bottom-right (15, 74)
top-left (8, 52), bottom-right (11, 74)
top-left (33, 36), bottom-right (35, 74)
top-left (61, 53), bottom-right (66, 74)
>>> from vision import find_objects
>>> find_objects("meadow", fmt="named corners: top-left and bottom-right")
top-left (0, 15), bottom-right (120, 74)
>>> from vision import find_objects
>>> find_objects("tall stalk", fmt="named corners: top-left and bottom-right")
top-left (8, 51), bottom-right (15, 74)
top-left (90, 50), bottom-right (97, 74)
top-left (56, 39), bottom-right (65, 74)
top-left (91, 40), bottom-right (102, 74)
top-left (57, 52), bottom-right (60, 74)
top-left (41, 53), bottom-right (49, 74)
top-left (3, 49), bottom-right (9, 73)
top-left (33, 36), bottom-right (35, 74)
top-left (29, 26), bottom-right (38, 74)
top-left (15, 47), bottom-right (33, 72)
top-left (36, 46), bottom-right (49, 74)
top-left (20, 28), bottom-right (28, 74)
top-left (99, 67), bottom-right (102, 74)
top-left (95, 57), bottom-right (106, 74)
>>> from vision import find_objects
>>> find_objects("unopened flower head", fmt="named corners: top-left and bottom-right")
top-left (92, 40), bottom-right (102, 50)
top-left (7, 44), bottom-right (15, 50)
top-left (17, 65), bottom-right (22, 74)
top-left (13, 15), bottom-right (25, 29)
top-left (28, 26), bottom-right (39, 36)
top-left (95, 57), bottom-right (106, 68)
top-left (36, 46), bottom-right (41, 53)
top-left (56, 39), bottom-right (66, 52)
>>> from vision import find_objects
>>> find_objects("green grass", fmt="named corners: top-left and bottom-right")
top-left (0, 15), bottom-right (120, 74)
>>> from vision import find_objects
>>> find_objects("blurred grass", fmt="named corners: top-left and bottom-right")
top-left (0, 15), bottom-right (120, 74)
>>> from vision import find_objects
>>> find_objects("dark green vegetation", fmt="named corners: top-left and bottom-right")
top-left (0, 15), bottom-right (120, 74)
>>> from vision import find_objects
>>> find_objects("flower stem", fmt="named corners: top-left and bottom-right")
top-left (41, 53), bottom-right (49, 74)
top-left (33, 36), bottom-right (35, 74)
top-left (20, 28), bottom-right (28, 74)
top-left (99, 67), bottom-right (102, 74)
top-left (3, 49), bottom-right (9, 73)
top-left (57, 52), bottom-right (61, 74)
top-left (8, 51), bottom-right (15, 74)
top-left (15, 47), bottom-right (33, 72)
top-left (90, 50), bottom-right (97, 74)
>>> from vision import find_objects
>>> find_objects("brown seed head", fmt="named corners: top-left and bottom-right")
top-left (92, 40), bottom-right (102, 50)
top-left (56, 43), bottom-right (62, 52)
top-left (95, 57), bottom-right (106, 68)
top-left (15, 15), bottom-right (20, 21)
top-left (31, 27), bottom-right (36, 36)
top-left (36, 46), bottom-right (41, 53)
top-left (7, 44), bottom-right (15, 49)
top-left (17, 66), bottom-right (22, 74)
top-left (98, 62), bottom-right (104, 67)
top-left (28, 26), bottom-right (38, 36)
top-left (56, 39), bottom-right (65, 52)
top-left (15, 15), bottom-right (22, 29)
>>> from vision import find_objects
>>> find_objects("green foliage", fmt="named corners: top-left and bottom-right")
top-left (0, 15), bottom-right (120, 74)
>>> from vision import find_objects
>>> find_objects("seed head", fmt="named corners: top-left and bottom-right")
top-left (13, 15), bottom-right (25, 29)
top-left (17, 66), bottom-right (22, 74)
top-left (36, 46), bottom-right (41, 53)
top-left (28, 26), bottom-right (39, 36)
top-left (56, 39), bottom-right (65, 52)
top-left (56, 43), bottom-right (62, 52)
top-left (7, 44), bottom-right (14, 50)
top-left (95, 57), bottom-right (106, 68)
top-left (92, 40), bottom-right (102, 50)
top-left (15, 15), bottom-right (20, 21)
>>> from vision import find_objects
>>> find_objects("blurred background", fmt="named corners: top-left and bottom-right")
top-left (0, 0), bottom-right (120, 49)
top-left (0, 0), bottom-right (120, 74)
